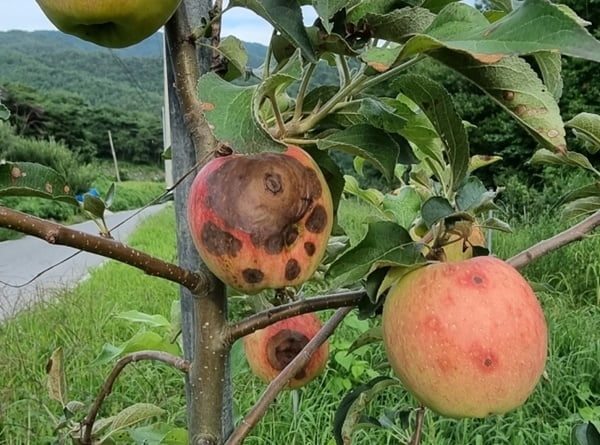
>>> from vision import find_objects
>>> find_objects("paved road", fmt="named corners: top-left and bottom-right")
top-left (0, 204), bottom-right (169, 322)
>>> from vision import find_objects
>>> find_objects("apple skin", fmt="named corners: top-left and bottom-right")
top-left (243, 312), bottom-right (329, 389)
top-left (382, 256), bottom-right (547, 418)
top-left (187, 145), bottom-right (334, 294)
top-left (35, 0), bottom-right (182, 48)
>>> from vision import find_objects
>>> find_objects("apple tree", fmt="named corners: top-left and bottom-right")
top-left (2, 0), bottom-right (600, 443)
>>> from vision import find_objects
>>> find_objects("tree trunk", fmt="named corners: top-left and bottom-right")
top-left (165, 1), bottom-right (233, 443)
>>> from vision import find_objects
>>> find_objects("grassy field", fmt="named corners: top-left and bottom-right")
top-left (0, 205), bottom-right (598, 444)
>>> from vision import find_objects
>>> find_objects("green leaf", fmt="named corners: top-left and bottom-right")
top-left (82, 193), bottom-right (106, 220)
top-left (421, 196), bottom-right (455, 227)
top-left (46, 347), bottom-right (68, 407)
top-left (420, 0), bottom-right (460, 14)
top-left (0, 161), bottom-right (78, 206)
top-left (160, 428), bottom-right (189, 444)
top-left (343, 175), bottom-right (385, 208)
top-left (400, 1), bottom-right (600, 62)
top-left (326, 221), bottom-right (425, 289)
top-left (572, 422), bottom-right (600, 445)
top-left (561, 197), bottom-right (600, 220)
top-left (102, 403), bottom-right (165, 442)
top-left (317, 124), bottom-right (408, 182)
top-left (116, 311), bottom-right (171, 328)
top-left (566, 113), bottom-right (600, 155)
top-left (90, 332), bottom-right (180, 366)
top-left (455, 176), bottom-right (489, 212)
top-left (394, 75), bottom-right (469, 192)
top-left (532, 52), bottom-right (563, 101)
top-left (216, 35), bottom-right (249, 81)
top-left (358, 98), bottom-right (408, 134)
top-left (480, 216), bottom-right (512, 233)
top-left (382, 186), bottom-right (422, 229)
top-left (0, 103), bottom-right (9, 120)
top-left (530, 149), bottom-right (599, 174)
top-left (313, 0), bottom-right (349, 33)
top-left (229, 0), bottom-right (316, 62)
top-left (346, 0), bottom-right (404, 23)
top-left (554, 182), bottom-right (600, 208)
top-left (363, 7), bottom-right (436, 44)
top-left (304, 145), bottom-right (346, 212)
top-left (197, 72), bottom-right (285, 153)
top-left (347, 326), bottom-right (383, 354)
top-left (360, 46), bottom-right (402, 72)
top-left (431, 50), bottom-right (567, 153)
top-left (333, 376), bottom-right (400, 445)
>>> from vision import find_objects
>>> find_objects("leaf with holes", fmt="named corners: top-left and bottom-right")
top-left (0, 162), bottom-right (78, 205)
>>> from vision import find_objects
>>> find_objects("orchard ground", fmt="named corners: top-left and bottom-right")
top-left (0, 204), bottom-right (598, 443)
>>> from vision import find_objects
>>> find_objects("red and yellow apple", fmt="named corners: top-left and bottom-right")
top-left (187, 145), bottom-right (333, 294)
top-left (243, 312), bottom-right (329, 389)
top-left (35, 0), bottom-right (182, 48)
top-left (382, 256), bottom-right (547, 418)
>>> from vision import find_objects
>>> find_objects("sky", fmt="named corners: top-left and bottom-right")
top-left (0, 0), bottom-right (317, 45)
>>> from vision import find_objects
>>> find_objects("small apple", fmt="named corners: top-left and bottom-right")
top-left (382, 256), bottom-right (547, 418)
top-left (35, 0), bottom-right (182, 48)
top-left (243, 312), bottom-right (329, 389)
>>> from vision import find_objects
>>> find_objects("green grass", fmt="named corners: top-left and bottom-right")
top-left (1, 205), bottom-right (599, 444)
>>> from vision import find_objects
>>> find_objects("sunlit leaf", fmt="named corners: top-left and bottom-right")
top-left (216, 35), bottom-right (249, 81)
top-left (116, 310), bottom-right (171, 328)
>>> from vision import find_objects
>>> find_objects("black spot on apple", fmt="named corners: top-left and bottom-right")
top-left (473, 275), bottom-right (483, 285)
top-left (243, 268), bottom-right (265, 284)
top-left (285, 259), bottom-right (301, 281)
top-left (305, 205), bottom-right (328, 233)
top-left (202, 221), bottom-right (242, 256)
top-left (304, 242), bottom-right (316, 256)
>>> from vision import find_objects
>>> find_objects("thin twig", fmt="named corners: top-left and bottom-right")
top-left (0, 206), bottom-right (207, 293)
top-left (507, 210), bottom-right (600, 269)
top-left (80, 351), bottom-right (190, 444)
top-left (223, 290), bottom-right (365, 344)
top-left (224, 306), bottom-right (353, 445)
top-left (408, 406), bottom-right (426, 445)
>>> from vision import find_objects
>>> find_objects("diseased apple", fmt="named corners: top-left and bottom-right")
top-left (35, 0), bottom-right (182, 48)
top-left (187, 145), bottom-right (334, 294)
top-left (243, 312), bottom-right (329, 389)
top-left (382, 256), bottom-right (548, 418)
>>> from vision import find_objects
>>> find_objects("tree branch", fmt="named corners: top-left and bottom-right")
top-left (223, 290), bottom-right (365, 344)
top-left (224, 306), bottom-right (353, 445)
top-left (507, 210), bottom-right (600, 269)
top-left (80, 351), bottom-right (190, 445)
top-left (0, 206), bottom-right (207, 293)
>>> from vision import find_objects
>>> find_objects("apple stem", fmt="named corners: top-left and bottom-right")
top-left (224, 306), bottom-right (353, 445)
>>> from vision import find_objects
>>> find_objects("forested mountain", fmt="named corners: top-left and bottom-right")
top-left (0, 30), bottom-right (268, 167)
top-left (0, 30), bottom-right (268, 113)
